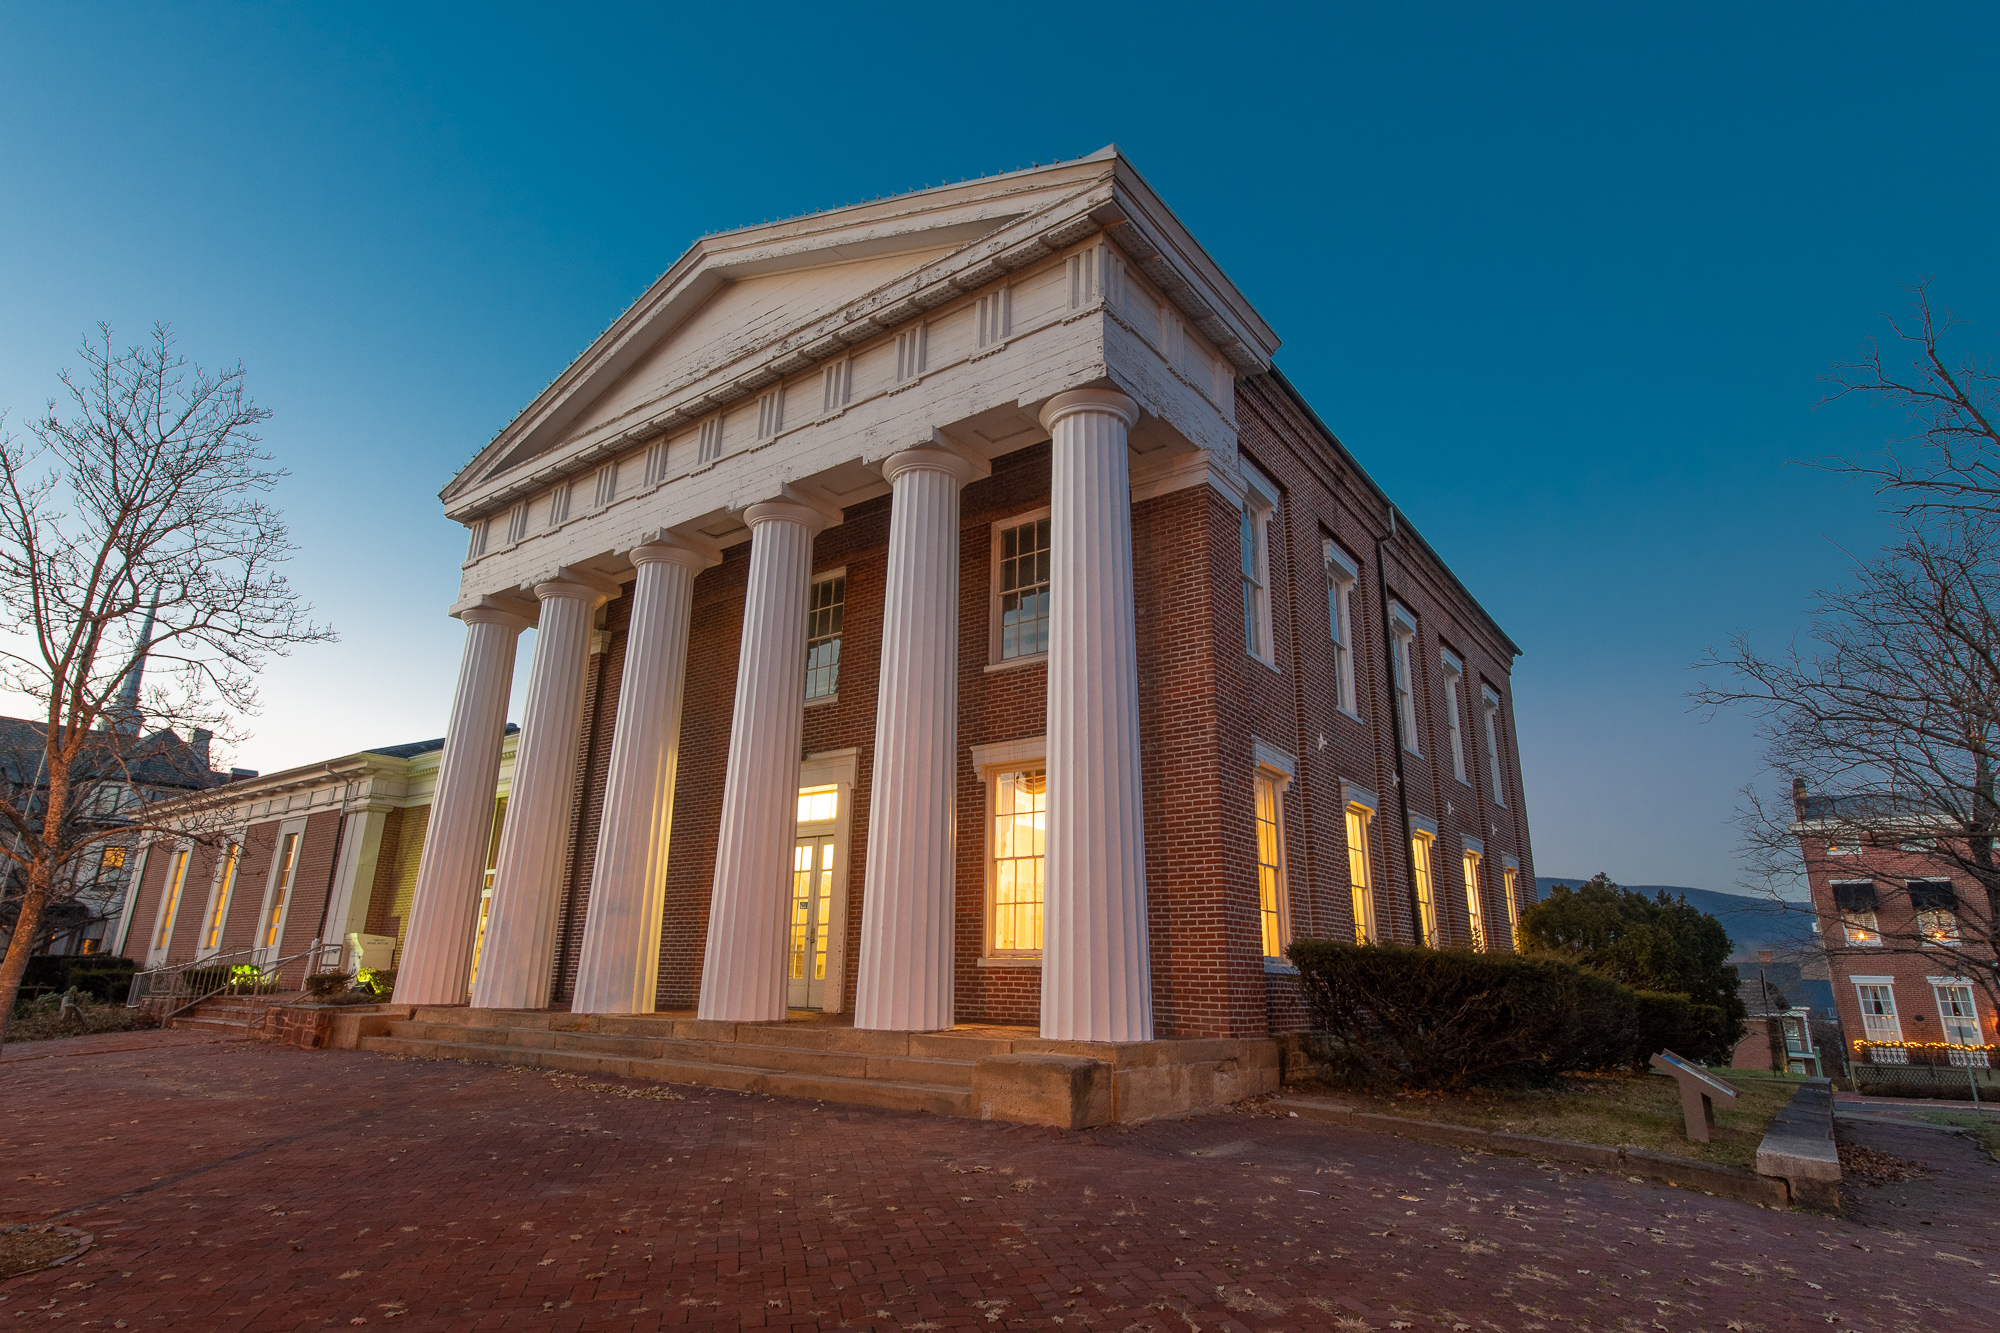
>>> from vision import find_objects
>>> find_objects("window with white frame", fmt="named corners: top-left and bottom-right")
top-left (1832, 881), bottom-right (1882, 944)
top-left (201, 843), bottom-right (240, 952)
top-left (1240, 466), bottom-right (1278, 664)
top-left (1253, 748), bottom-right (1294, 960)
top-left (1410, 825), bottom-right (1439, 946)
top-left (994, 513), bottom-right (1051, 661)
top-left (1502, 857), bottom-right (1521, 948)
top-left (153, 847), bottom-right (190, 953)
top-left (1462, 841), bottom-right (1486, 950)
top-left (1390, 603), bottom-right (1421, 754)
top-left (1325, 540), bottom-right (1359, 716)
top-left (1480, 686), bottom-right (1506, 805)
top-left (262, 831), bottom-right (300, 951)
top-left (1855, 981), bottom-right (1902, 1041)
top-left (1345, 802), bottom-right (1377, 944)
top-left (1441, 650), bottom-right (1469, 784)
top-left (1910, 880), bottom-right (1960, 943)
top-left (804, 573), bottom-right (845, 700)
top-left (1933, 981), bottom-right (1983, 1047)
top-left (989, 767), bottom-right (1047, 953)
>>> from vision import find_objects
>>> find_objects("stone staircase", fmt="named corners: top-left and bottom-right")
top-left (358, 1008), bottom-right (989, 1116)
top-left (169, 994), bottom-right (288, 1036)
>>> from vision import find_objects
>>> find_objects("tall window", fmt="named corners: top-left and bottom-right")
top-left (1833, 881), bottom-right (1881, 944)
top-left (1390, 604), bottom-right (1420, 755)
top-left (1462, 845), bottom-right (1486, 951)
top-left (1325, 541), bottom-right (1359, 715)
top-left (1410, 829), bottom-right (1438, 946)
top-left (1481, 687), bottom-right (1506, 805)
top-left (804, 573), bottom-right (845, 699)
top-left (997, 516), bottom-right (1051, 660)
top-left (991, 768), bottom-right (1046, 952)
top-left (1346, 804), bottom-right (1377, 944)
top-left (1502, 861), bottom-right (1521, 948)
top-left (1934, 983), bottom-right (1982, 1046)
top-left (154, 849), bottom-right (189, 951)
top-left (1441, 651), bottom-right (1469, 784)
top-left (1855, 982), bottom-right (1902, 1041)
top-left (1255, 772), bottom-right (1288, 958)
top-left (1911, 880), bottom-right (1960, 943)
top-left (263, 832), bottom-right (299, 950)
top-left (1240, 469), bottom-right (1277, 663)
top-left (203, 844), bottom-right (240, 951)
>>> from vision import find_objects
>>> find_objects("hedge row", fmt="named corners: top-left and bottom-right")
top-left (1287, 940), bottom-right (1738, 1092)
top-left (14, 954), bottom-right (138, 1008)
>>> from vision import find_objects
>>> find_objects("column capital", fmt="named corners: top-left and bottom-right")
top-left (534, 566), bottom-right (620, 608)
top-left (627, 532), bottom-right (722, 572)
top-left (881, 447), bottom-right (979, 488)
top-left (743, 498), bottom-right (831, 535)
top-left (1038, 387), bottom-right (1140, 434)
top-left (454, 594), bottom-right (534, 633)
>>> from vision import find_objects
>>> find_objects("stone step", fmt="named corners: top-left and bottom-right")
top-left (170, 1015), bottom-right (254, 1033)
top-left (358, 1034), bottom-right (974, 1117)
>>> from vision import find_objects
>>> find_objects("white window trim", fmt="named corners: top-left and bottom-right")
top-left (975, 735), bottom-right (1049, 962)
top-left (1853, 979), bottom-right (1904, 1042)
top-left (1239, 461), bottom-right (1280, 671)
top-left (804, 567), bottom-right (846, 705)
top-left (1480, 685), bottom-right (1506, 807)
top-left (1460, 836), bottom-right (1486, 950)
top-left (989, 506), bottom-right (1052, 669)
top-left (1390, 601), bottom-right (1421, 755)
top-left (1501, 852), bottom-right (1522, 946)
top-left (1440, 649), bottom-right (1470, 786)
top-left (1254, 740), bottom-right (1297, 967)
top-left (253, 817), bottom-right (309, 964)
top-left (1325, 539), bottom-right (1360, 719)
top-left (194, 832), bottom-right (247, 959)
top-left (794, 748), bottom-right (858, 1013)
top-left (1932, 981), bottom-right (1982, 1044)
top-left (145, 841), bottom-right (194, 966)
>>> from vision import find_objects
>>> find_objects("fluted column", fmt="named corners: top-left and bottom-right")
top-left (853, 449), bottom-right (975, 1031)
top-left (571, 537), bottom-right (717, 1015)
top-left (393, 602), bottom-right (531, 1005)
top-left (698, 500), bottom-right (826, 1021)
top-left (469, 571), bottom-right (614, 1010)
top-left (1038, 388), bottom-right (1153, 1042)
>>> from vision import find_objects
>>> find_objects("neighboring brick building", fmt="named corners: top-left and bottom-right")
top-left (1793, 785), bottom-right (2000, 1093)
top-left (113, 730), bottom-right (518, 987)
top-left (377, 148), bottom-right (1539, 1041)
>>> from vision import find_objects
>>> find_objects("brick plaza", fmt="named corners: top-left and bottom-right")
top-left (3, 1032), bottom-right (1995, 1330)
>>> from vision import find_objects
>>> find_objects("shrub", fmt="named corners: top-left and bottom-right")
top-left (17, 956), bottom-right (136, 1007)
top-left (6, 994), bottom-right (160, 1042)
top-left (1632, 990), bottom-right (1734, 1066)
top-left (355, 968), bottom-right (396, 997)
top-left (302, 972), bottom-right (350, 1000)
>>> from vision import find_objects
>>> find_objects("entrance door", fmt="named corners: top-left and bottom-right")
top-left (788, 835), bottom-right (836, 1009)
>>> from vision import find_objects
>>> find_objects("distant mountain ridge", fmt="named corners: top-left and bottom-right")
top-left (1536, 877), bottom-right (1836, 1017)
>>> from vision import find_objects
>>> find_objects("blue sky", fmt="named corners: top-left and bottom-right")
top-left (4, 3), bottom-right (1995, 895)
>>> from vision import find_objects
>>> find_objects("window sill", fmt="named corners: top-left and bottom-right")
top-left (1248, 651), bottom-right (1282, 675)
top-left (985, 653), bottom-right (1047, 674)
top-left (977, 954), bottom-right (1043, 969)
top-left (804, 693), bottom-right (839, 709)
top-left (1263, 958), bottom-right (1299, 974)
top-left (1336, 707), bottom-right (1364, 724)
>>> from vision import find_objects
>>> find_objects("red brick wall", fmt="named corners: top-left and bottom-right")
top-left (273, 811), bottom-right (346, 976)
top-left (218, 822), bottom-right (279, 956)
top-left (551, 591), bottom-right (631, 1001)
top-left (117, 840), bottom-right (172, 961)
top-left (161, 844), bottom-right (220, 965)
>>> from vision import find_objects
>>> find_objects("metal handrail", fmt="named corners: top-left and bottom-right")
top-left (126, 941), bottom-right (345, 1020)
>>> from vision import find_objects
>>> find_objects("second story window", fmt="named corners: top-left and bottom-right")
top-left (1390, 602), bottom-right (1421, 755)
top-left (804, 573), bottom-right (845, 700)
top-left (1481, 686), bottom-right (1506, 806)
top-left (1832, 880), bottom-right (1880, 944)
top-left (996, 516), bottom-right (1051, 661)
top-left (1441, 650), bottom-right (1469, 784)
top-left (1240, 465), bottom-right (1279, 665)
top-left (1326, 541), bottom-right (1359, 715)
top-left (1910, 880), bottom-right (1960, 944)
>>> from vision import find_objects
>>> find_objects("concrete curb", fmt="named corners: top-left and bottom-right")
top-left (1755, 1080), bottom-right (1841, 1212)
top-left (1267, 1096), bottom-right (1791, 1209)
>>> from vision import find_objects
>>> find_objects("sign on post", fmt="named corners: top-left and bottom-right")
top-left (1650, 1049), bottom-right (1738, 1143)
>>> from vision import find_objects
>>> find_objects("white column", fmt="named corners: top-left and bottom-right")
top-left (698, 500), bottom-right (824, 1022)
top-left (853, 449), bottom-right (975, 1032)
top-left (571, 538), bottom-right (717, 1015)
top-left (469, 572), bottom-right (614, 1010)
top-left (393, 603), bottom-right (531, 1005)
top-left (1038, 388), bottom-right (1153, 1043)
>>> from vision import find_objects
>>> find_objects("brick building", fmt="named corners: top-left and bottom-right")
top-left (1793, 786), bottom-right (1999, 1091)
top-left (369, 147), bottom-right (1539, 1042)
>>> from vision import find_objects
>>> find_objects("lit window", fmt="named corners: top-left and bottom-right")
top-left (203, 844), bottom-right (240, 951)
top-left (1390, 604), bottom-right (1420, 755)
top-left (1462, 845), bottom-right (1486, 950)
top-left (1481, 687), bottom-right (1506, 806)
top-left (797, 785), bottom-right (839, 825)
top-left (1826, 837), bottom-right (1858, 856)
top-left (1441, 651), bottom-right (1469, 785)
top-left (789, 839), bottom-right (836, 985)
top-left (98, 845), bottom-right (127, 874)
top-left (1911, 880), bottom-right (1960, 944)
top-left (1255, 772), bottom-right (1288, 959)
top-left (154, 849), bottom-right (189, 951)
top-left (997, 516), bottom-right (1051, 660)
top-left (263, 832), bottom-right (299, 950)
top-left (1502, 860), bottom-right (1521, 948)
top-left (1410, 829), bottom-right (1438, 946)
top-left (804, 573), bottom-right (844, 700)
top-left (1855, 982), bottom-right (1902, 1041)
top-left (1934, 983), bottom-right (1982, 1047)
top-left (990, 768), bottom-right (1046, 952)
top-left (1240, 468), bottom-right (1278, 663)
top-left (1326, 542), bottom-right (1359, 716)
top-left (1832, 881), bottom-right (1880, 944)
top-left (1345, 803), bottom-right (1376, 944)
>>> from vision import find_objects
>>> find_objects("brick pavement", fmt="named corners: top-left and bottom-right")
top-left (1, 1031), bottom-right (1995, 1331)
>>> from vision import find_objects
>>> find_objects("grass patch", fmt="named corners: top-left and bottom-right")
top-left (6, 995), bottom-right (158, 1042)
top-left (1296, 1069), bottom-right (1799, 1171)
top-left (1917, 1110), bottom-right (2000, 1160)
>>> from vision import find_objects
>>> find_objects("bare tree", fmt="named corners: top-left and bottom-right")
top-left (0, 325), bottom-right (332, 1049)
top-left (1696, 524), bottom-right (2000, 1019)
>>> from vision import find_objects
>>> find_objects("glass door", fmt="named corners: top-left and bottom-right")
top-left (788, 835), bottom-right (836, 1009)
